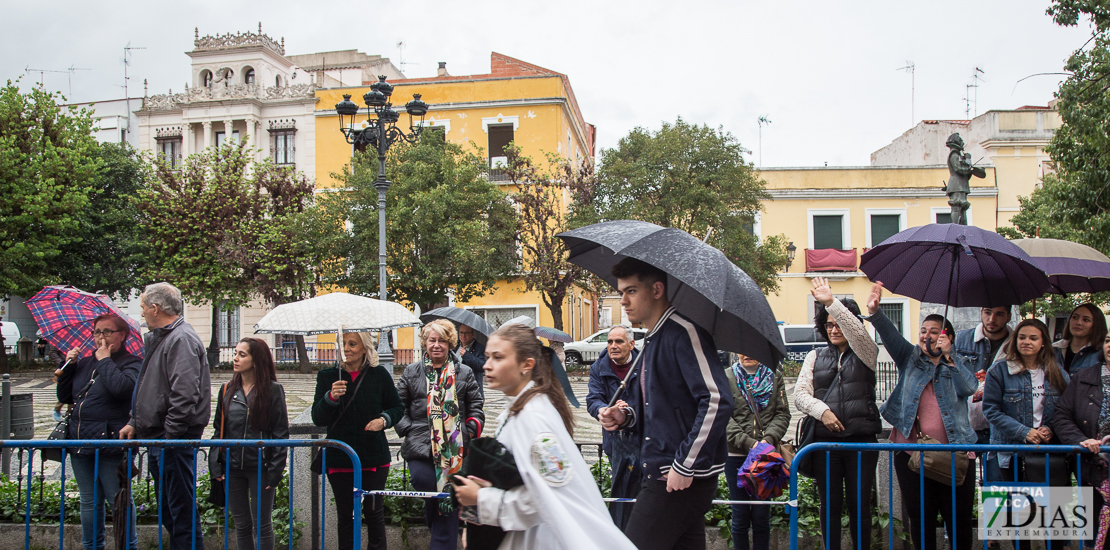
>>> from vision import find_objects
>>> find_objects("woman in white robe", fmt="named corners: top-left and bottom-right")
top-left (454, 323), bottom-right (637, 550)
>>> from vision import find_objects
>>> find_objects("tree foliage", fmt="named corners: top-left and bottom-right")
top-left (137, 141), bottom-right (259, 309)
top-left (339, 132), bottom-right (518, 312)
top-left (0, 81), bottom-right (101, 298)
top-left (504, 144), bottom-right (601, 332)
top-left (594, 118), bottom-right (790, 293)
top-left (53, 142), bottom-right (150, 300)
top-left (1001, 2), bottom-right (1110, 312)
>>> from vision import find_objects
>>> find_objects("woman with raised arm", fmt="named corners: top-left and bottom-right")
top-left (866, 281), bottom-right (978, 550)
top-left (792, 277), bottom-right (880, 550)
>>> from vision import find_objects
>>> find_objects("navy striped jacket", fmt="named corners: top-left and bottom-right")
top-left (624, 307), bottom-right (733, 480)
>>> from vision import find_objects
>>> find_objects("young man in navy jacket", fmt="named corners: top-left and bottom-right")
top-left (599, 258), bottom-right (734, 550)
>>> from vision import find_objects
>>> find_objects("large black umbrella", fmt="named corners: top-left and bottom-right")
top-left (860, 224), bottom-right (1051, 307)
top-left (420, 307), bottom-right (494, 344)
top-left (556, 220), bottom-right (787, 368)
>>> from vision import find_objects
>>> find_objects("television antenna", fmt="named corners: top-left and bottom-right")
top-left (396, 41), bottom-right (418, 74)
top-left (896, 61), bottom-right (915, 126)
top-left (24, 66), bottom-right (68, 90)
top-left (969, 67), bottom-right (986, 118)
top-left (122, 42), bottom-right (146, 139)
top-left (757, 115), bottom-right (772, 168)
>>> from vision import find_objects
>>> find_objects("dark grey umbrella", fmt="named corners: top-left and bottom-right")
top-left (420, 307), bottom-right (494, 344)
top-left (556, 220), bottom-right (787, 368)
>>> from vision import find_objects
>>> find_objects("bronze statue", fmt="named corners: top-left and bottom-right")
top-left (944, 133), bottom-right (985, 225)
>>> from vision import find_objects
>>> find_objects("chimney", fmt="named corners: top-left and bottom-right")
top-left (437, 62), bottom-right (449, 77)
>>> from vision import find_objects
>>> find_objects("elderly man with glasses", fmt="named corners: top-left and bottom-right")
top-left (454, 324), bottom-right (486, 397)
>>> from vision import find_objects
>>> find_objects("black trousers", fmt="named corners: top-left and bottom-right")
top-left (326, 467), bottom-right (389, 550)
top-left (893, 450), bottom-right (976, 550)
top-left (150, 447), bottom-right (203, 550)
top-left (811, 438), bottom-right (879, 550)
top-left (624, 476), bottom-right (718, 550)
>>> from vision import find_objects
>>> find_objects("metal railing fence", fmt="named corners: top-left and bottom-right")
top-left (0, 439), bottom-right (361, 550)
top-left (788, 442), bottom-right (1101, 550)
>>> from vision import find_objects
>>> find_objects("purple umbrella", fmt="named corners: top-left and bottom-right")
top-left (1012, 238), bottom-right (1110, 294)
top-left (860, 224), bottom-right (1051, 308)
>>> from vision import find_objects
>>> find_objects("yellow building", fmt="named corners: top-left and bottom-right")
top-left (871, 104), bottom-right (1059, 228)
top-left (758, 164), bottom-right (998, 344)
top-left (313, 53), bottom-right (599, 349)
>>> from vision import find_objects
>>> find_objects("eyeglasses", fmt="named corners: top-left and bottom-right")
top-left (824, 323), bottom-right (840, 332)
top-left (93, 329), bottom-right (120, 337)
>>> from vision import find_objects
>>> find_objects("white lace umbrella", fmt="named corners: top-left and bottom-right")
top-left (253, 292), bottom-right (422, 336)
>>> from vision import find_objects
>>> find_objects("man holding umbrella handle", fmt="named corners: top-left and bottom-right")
top-left (599, 258), bottom-right (733, 550)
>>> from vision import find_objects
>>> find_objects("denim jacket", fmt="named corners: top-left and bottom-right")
top-left (871, 311), bottom-right (979, 444)
top-left (953, 324), bottom-right (1010, 375)
top-left (1052, 339), bottom-right (1102, 375)
top-left (982, 359), bottom-right (1069, 468)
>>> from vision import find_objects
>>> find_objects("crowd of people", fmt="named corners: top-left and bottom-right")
top-left (49, 267), bottom-right (1110, 550)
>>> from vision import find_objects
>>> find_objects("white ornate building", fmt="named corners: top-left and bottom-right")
top-left (135, 25), bottom-right (320, 178)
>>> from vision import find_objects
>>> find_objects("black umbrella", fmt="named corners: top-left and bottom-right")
top-left (556, 220), bottom-right (787, 368)
top-left (420, 307), bottom-right (494, 344)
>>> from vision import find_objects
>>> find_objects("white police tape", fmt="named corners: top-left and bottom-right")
top-left (361, 489), bottom-right (787, 505)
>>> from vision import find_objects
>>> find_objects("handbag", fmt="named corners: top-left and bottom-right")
top-left (907, 418), bottom-right (969, 487)
top-left (794, 364), bottom-right (844, 479)
top-left (449, 436), bottom-right (525, 550)
top-left (43, 371), bottom-right (97, 463)
top-left (310, 370), bottom-right (368, 475)
top-left (207, 382), bottom-right (229, 508)
top-left (1020, 452), bottom-right (1070, 486)
top-left (735, 366), bottom-right (793, 468)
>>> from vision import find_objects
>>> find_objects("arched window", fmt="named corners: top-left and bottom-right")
top-left (244, 68), bottom-right (255, 85)
top-left (275, 75), bottom-right (283, 88)
top-left (221, 68), bottom-right (234, 87)
top-left (200, 70), bottom-right (213, 88)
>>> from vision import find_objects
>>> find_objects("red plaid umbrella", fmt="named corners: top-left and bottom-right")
top-left (25, 286), bottom-right (143, 358)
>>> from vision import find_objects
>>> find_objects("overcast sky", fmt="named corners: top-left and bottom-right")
top-left (2, 0), bottom-right (1090, 167)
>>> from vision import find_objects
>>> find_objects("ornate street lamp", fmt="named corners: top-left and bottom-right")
top-left (786, 242), bottom-right (797, 272)
top-left (336, 75), bottom-right (430, 369)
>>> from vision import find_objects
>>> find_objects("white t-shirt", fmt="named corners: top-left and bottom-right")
top-left (1030, 368), bottom-right (1046, 427)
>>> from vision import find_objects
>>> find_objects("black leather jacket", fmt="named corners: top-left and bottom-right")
top-left (395, 358), bottom-right (485, 461)
top-left (208, 382), bottom-right (290, 487)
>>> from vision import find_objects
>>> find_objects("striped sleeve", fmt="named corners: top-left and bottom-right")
top-left (669, 315), bottom-right (733, 477)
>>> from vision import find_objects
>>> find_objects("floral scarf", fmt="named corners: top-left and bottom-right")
top-left (426, 355), bottom-right (463, 495)
top-left (733, 363), bottom-right (774, 411)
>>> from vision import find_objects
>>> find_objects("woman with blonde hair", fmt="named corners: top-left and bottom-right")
top-left (311, 331), bottom-right (403, 550)
top-left (454, 323), bottom-right (635, 550)
top-left (396, 319), bottom-right (484, 549)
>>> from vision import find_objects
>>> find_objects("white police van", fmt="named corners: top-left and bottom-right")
top-left (780, 324), bottom-right (826, 363)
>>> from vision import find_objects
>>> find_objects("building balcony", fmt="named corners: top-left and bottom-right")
top-left (805, 248), bottom-right (858, 272)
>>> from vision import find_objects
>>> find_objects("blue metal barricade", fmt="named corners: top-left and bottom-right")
top-left (0, 439), bottom-right (361, 550)
top-left (788, 442), bottom-right (1099, 550)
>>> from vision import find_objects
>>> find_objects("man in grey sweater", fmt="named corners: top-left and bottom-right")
top-left (120, 282), bottom-right (210, 550)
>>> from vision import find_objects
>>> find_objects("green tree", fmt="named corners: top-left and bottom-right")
top-left (0, 81), bottom-right (101, 298)
top-left (138, 141), bottom-right (318, 365)
top-left (54, 142), bottom-right (151, 300)
top-left (339, 132), bottom-right (518, 312)
top-left (504, 144), bottom-right (601, 335)
top-left (595, 118), bottom-right (790, 293)
top-left (999, 1), bottom-right (1110, 312)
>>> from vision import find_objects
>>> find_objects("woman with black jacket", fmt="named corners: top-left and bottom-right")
top-left (210, 337), bottom-right (289, 550)
top-left (1052, 332), bottom-right (1110, 549)
top-left (56, 314), bottom-right (140, 550)
top-left (396, 319), bottom-right (484, 550)
top-left (311, 331), bottom-right (404, 550)
top-left (793, 277), bottom-right (880, 550)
